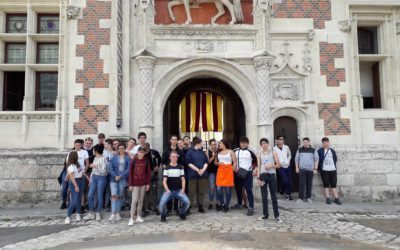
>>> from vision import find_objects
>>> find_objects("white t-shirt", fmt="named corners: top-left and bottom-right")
top-left (103, 149), bottom-right (114, 162)
top-left (322, 149), bottom-right (336, 171)
top-left (66, 150), bottom-right (89, 172)
top-left (235, 149), bottom-right (253, 171)
top-left (67, 164), bottom-right (83, 178)
top-left (274, 145), bottom-right (291, 168)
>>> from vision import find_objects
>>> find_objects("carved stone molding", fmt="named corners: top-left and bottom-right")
top-left (151, 26), bottom-right (257, 40)
top-left (396, 21), bottom-right (400, 35)
top-left (134, 53), bottom-right (157, 127)
top-left (339, 20), bottom-right (352, 32)
top-left (303, 43), bottom-right (312, 73)
top-left (66, 6), bottom-right (80, 20)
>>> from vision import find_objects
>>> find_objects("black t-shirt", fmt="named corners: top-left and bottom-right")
top-left (163, 164), bottom-right (185, 191)
top-left (85, 147), bottom-right (94, 174)
top-left (162, 146), bottom-right (186, 166)
top-left (207, 150), bottom-right (218, 174)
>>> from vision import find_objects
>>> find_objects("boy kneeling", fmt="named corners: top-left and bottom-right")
top-left (159, 151), bottom-right (190, 222)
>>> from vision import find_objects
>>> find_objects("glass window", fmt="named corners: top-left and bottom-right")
top-left (36, 73), bottom-right (58, 110)
top-left (3, 72), bottom-right (25, 111)
top-left (37, 43), bottom-right (59, 64)
top-left (6, 14), bottom-right (27, 33)
top-left (38, 14), bottom-right (59, 34)
top-left (358, 27), bottom-right (378, 54)
top-left (5, 43), bottom-right (26, 64)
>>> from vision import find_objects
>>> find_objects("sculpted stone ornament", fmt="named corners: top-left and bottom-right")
top-left (339, 20), bottom-right (352, 32)
top-left (66, 5), bottom-right (80, 19)
top-left (168, 0), bottom-right (244, 25)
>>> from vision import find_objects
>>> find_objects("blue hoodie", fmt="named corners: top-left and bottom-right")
top-left (185, 147), bottom-right (208, 180)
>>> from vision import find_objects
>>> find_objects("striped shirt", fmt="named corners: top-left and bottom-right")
top-left (163, 164), bottom-right (185, 191)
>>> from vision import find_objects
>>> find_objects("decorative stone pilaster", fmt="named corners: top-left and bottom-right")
top-left (135, 51), bottom-right (156, 128)
top-left (253, 50), bottom-right (275, 126)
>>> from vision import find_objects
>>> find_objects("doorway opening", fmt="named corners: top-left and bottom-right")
top-left (163, 78), bottom-right (246, 149)
top-left (273, 116), bottom-right (299, 192)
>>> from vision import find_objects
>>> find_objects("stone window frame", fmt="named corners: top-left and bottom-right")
top-left (0, 3), bottom-right (64, 112)
top-left (349, 4), bottom-right (400, 112)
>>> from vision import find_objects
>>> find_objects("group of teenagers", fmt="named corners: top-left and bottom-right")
top-left (61, 132), bottom-right (342, 225)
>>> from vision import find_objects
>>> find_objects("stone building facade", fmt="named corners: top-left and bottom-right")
top-left (0, 0), bottom-right (399, 205)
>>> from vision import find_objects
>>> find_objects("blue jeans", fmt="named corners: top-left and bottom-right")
top-left (208, 173), bottom-right (216, 202)
top-left (104, 176), bottom-right (111, 209)
top-left (110, 180), bottom-right (126, 213)
top-left (278, 167), bottom-right (292, 196)
top-left (61, 171), bottom-right (68, 204)
top-left (88, 175), bottom-right (107, 213)
top-left (234, 171), bottom-right (254, 209)
top-left (159, 190), bottom-right (190, 216)
top-left (67, 178), bottom-right (84, 217)
top-left (217, 186), bottom-right (232, 206)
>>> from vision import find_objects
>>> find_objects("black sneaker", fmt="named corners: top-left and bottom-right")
top-left (223, 206), bottom-right (229, 213)
top-left (231, 204), bottom-right (243, 210)
top-left (246, 208), bottom-right (254, 216)
top-left (60, 203), bottom-right (67, 209)
top-left (161, 216), bottom-right (167, 222)
top-left (258, 216), bottom-right (268, 221)
top-left (334, 198), bottom-right (342, 205)
top-left (286, 195), bottom-right (293, 201)
top-left (208, 204), bottom-right (213, 210)
top-left (186, 208), bottom-right (191, 216)
top-left (243, 204), bottom-right (248, 209)
top-left (166, 210), bottom-right (172, 217)
top-left (216, 204), bottom-right (222, 212)
top-left (175, 209), bottom-right (180, 216)
top-left (154, 208), bottom-right (160, 216)
top-left (198, 205), bottom-right (205, 213)
top-left (179, 214), bottom-right (186, 220)
top-left (142, 210), bottom-right (150, 217)
top-left (326, 198), bottom-right (332, 205)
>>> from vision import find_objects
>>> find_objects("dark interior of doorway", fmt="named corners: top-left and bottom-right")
top-left (162, 78), bottom-right (246, 149)
top-left (274, 116), bottom-right (300, 193)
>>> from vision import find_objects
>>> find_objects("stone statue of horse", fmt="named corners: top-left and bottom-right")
top-left (168, 0), bottom-right (244, 25)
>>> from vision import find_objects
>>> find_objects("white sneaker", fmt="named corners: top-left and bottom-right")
top-left (76, 214), bottom-right (82, 222)
top-left (108, 214), bottom-right (115, 221)
top-left (136, 216), bottom-right (144, 223)
top-left (83, 213), bottom-right (94, 221)
top-left (95, 213), bottom-right (101, 221)
top-left (65, 217), bottom-right (71, 224)
top-left (116, 213), bottom-right (121, 221)
top-left (275, 217), bottom-right (283, 223)
top-left (306, 198), bottom-right (313, 203)
top-left (128, 218), bottom-right (134, 226)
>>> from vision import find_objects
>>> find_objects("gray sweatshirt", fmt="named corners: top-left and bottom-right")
top-left (295, 147), bottom-right (319, 171)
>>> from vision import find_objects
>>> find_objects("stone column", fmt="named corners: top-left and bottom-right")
top-left (135, 54), bottom-right (156, 139)
top-left (253, 50), bottom-right (275, 139)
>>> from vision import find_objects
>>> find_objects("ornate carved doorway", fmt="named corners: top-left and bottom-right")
top-left (163, 78), bottom-right (246, 149)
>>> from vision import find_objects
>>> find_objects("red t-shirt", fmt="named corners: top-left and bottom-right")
top-left (128, 157), bottom-right (151, 187)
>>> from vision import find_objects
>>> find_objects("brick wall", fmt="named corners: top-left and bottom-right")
top-left (273, 0), bottom-right (332, 29)
top-left (320, 42), bottom-right (345, 87)
top-left (375, 118), bottom-right (396, 132)
top-left (74, 0), bottom-right (111, 135)
top-left (318, 103), bottom-right (351, 136)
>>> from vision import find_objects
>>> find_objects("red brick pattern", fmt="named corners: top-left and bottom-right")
top-left (74, 0), bottom-right (111, 135)
top-left (320, 42), bottom-right (346, 87)
top-left (318, 103), bottom-right (351, 135)
top-left (374, 119), bottom-right (396, 132)
top-left (273, 0), bottom-right (332, 29)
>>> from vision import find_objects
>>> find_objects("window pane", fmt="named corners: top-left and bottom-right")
top-left (7, 15), bottom-right (27, 33)
top-left (358, 27), bottom-right (378, 54)
top-left (3, 72), bottom-right (25, 111)
top-left (38, 15), bottom-right (59, 33)
top-left (6, 43), bottom-right (26, 64)
top-left (37, 73), bottom-right (58, 110)
top-left (38, 44), bottom-right (59, 64)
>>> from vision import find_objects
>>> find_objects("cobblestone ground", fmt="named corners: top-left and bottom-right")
top-left (0, 206), bottom-right (399, 250)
